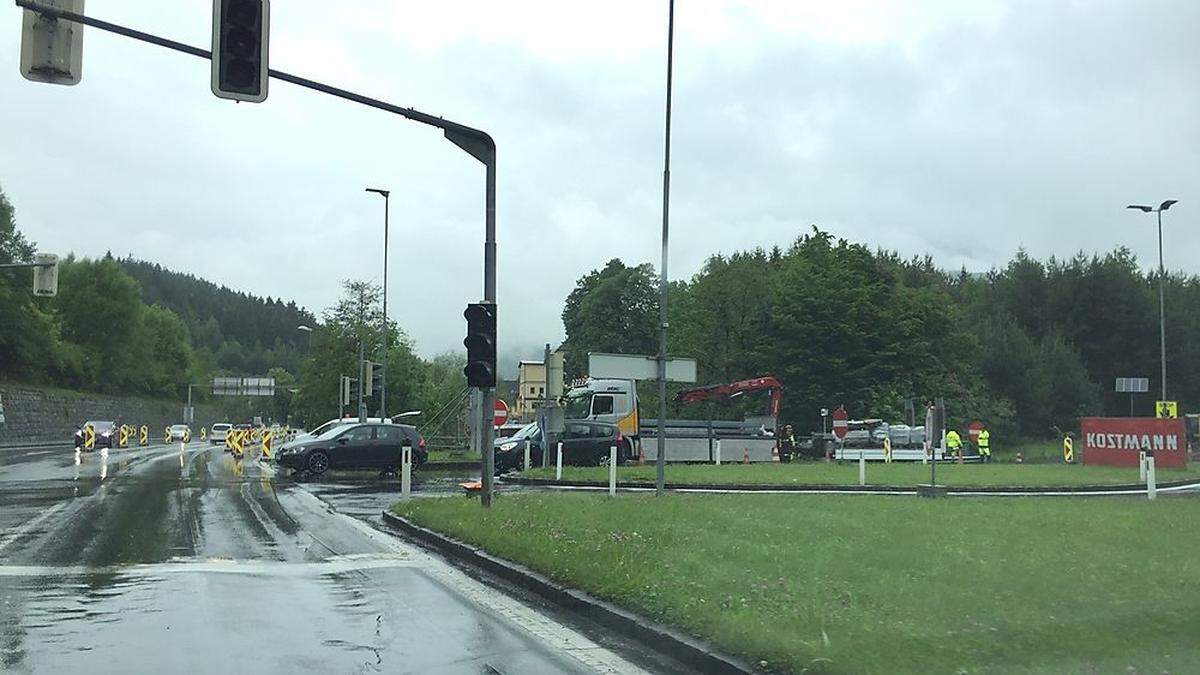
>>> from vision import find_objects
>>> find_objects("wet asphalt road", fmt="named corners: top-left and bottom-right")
top-left (0, 441), bottom-right (664, 674)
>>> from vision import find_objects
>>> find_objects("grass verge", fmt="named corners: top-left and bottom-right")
top-left (516, 462), bottom-right (1200, 487)
top-left (394, 492), bottom-right (1200, 673)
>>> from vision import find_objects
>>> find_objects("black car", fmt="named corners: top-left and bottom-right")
top-left (276, 422), bottom-right (427, 476)
top-left (74, 420), bottom-right (117, 450)
top-left (494, 420), bottom-right (623, 474)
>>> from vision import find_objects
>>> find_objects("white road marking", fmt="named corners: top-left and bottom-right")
top-left (290, 489), bottom-right (648, 674)
top-left (0, 501), bottom-right (69, 555)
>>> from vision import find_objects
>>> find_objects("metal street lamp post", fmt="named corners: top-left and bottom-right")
top-left (1126, 199), bottom-right (1179, 401)
top-left (365, 188), bottom-right (390, 418)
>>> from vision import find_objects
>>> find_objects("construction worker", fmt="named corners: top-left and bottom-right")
top-left (945, 428), bottom-right (963, 461)
top-left (778, 425), bottom-right (796, 462)
top-left (977, 426), bottom-right (992, 463)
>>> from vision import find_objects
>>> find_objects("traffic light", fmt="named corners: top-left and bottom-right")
top-left (19, 0), bottom-right (84, 86)
top-left (463, 303), bottom-right (497, 388)
top-left (31, 253), bottom-right (59, 297)
top-left (371, 362), bottom-right (384, 395)
top-left (339, 375), bottom-right (351, 406)
top-left (210, 0), bottom-right (269, 102)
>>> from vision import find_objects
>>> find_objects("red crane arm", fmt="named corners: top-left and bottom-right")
top-left (673, 377), bottom-right (784, 420)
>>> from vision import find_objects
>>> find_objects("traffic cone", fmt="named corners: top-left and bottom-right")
top-left (771, 442), bottom-right (781, 463)
top-left (743, 447), bottom-right (750, 465)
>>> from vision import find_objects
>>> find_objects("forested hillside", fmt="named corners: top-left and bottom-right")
top-left (119, 258), bottom-right (316, 376)
top-left (562, 230), bottom-right (1200, 439)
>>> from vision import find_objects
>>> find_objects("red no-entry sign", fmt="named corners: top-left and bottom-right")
top-left (831, 406), bottom-right (848, 440)
top-left (493, 398), bottom-right (509, 428)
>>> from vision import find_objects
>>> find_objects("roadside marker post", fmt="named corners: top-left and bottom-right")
top-left (163, 427), bottom-right (170, 444)
top-left (261, 429), bottom-right (272, 461)
top-left (139, 425), bottom-right (148, 446)
top-left (83, 423), bottom-right (95, 451)
top-left (1139, 451), bottom-right (1147, 481)
top-left (183, 428), bottom-right (191, 444)
top-left (1146, 453), bottom-right (1157, 500)
top-left (609, 445), bottom-right (617, 497)
top-left (555, 441), bottom-right (563, 481)
top-left (714, 439), bottom-right (721, 465)
top-left (401, 444), bottom-right (412, 498)
top-left (883, 437), bottom-right (892, 463)
top-left (200, 427), bottom-right (207, 441)
top-left (523, 439), bottom-right (530, 472)
top-left (858, 449), bottom-right (866, 486)
top-left (118, 425), bottom-right (129, 448)
top-left (1063, 435), bottom-right (1074, 464)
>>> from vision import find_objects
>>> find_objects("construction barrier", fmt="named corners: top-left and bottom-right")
top-left (261, 429), bottom-right (272, 460)
top-left (200, 427), bottom-right (207, 441)
top-left (83, 423), bottom-right (96, 451)
top-left (883, 437), bottom-right (893, 463)
top-left (231, 429), bottom-right (244, 458)
top-left (118, 425), bottom-right (130, 448)
top-left (182, 428), bottom-right (191, 444)
top-left (1063, 435), bottom-right (1074, 463)
top-left (139, 425), bottom-right (149, 446)
top-left (163, 427), bottom-right (171, 444)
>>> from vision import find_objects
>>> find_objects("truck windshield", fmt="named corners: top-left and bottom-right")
top-left (565, 392), bottom-right (591, 419)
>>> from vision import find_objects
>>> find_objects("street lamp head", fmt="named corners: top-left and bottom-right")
top-left (296, 325), bottom-right (313, 332)
top-left (365, 188), bottom-right (390, 198)
top-left (1126, 204), bottom-right (1154, 213)
top-left (1160, 199), bottom-right (1178, 212)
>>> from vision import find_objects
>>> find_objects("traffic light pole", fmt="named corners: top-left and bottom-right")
top-left (15, 0), bottom-right (500, 506)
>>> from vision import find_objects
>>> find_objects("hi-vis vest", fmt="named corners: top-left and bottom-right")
top-left (977, 429), bottom-right (990, 450)
top-left (946, 430), bottom-right (962, 448)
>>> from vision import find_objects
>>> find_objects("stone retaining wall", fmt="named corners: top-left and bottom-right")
top-left (0, 384), bottom-right (221, 444)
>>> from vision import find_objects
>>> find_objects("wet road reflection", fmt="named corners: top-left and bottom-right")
top-left (0, 443), bottom-right (649, 674)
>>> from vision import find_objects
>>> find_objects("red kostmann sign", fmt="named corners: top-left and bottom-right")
top-left (1081, 417), bottom-right (1188, 469)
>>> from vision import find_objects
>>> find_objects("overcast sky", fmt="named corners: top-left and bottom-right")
top-left (2, 1), bottom-right (1196, 369)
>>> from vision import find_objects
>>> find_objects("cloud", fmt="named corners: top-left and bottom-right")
top-left (1, 0), bottom-right (1195, 370)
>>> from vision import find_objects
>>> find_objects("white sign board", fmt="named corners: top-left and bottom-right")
top-left (1115, 377), bottom-right (1149, 393)
top-left (588, 352), bottom-right (697, 383)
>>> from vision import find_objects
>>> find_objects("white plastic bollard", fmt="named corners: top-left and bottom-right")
top-left (556, 441), bottom-right (563, 481)
top-left (1146, 455), bottom-right (1156, 501)
top-left (100, 447), bottom-right (108, 460)
top-left (523, 439), bottom-right (531, 472)
top-left (609, 445), bottom-right (617, 497)
top-left (715, 439), bottom-right (722, 465)
top-left (858, 449), bottom-right (866, 486)
top-left (1139, 451), bottom-right (1147, 481)
top-left (401, 445), bottom-right (412, 498)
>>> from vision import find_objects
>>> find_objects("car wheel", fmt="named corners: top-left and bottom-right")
top-left (307, 451), bottom-right (329, 475)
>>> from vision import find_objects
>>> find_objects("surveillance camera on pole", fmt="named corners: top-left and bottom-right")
top-left (19, 0), bottom-right (84, 85)
top-left (211, 0), bottom-right (269, 102)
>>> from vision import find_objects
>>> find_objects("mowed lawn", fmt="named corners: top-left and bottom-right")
top-left (395, 493), bottom-right (1200, 674)
top-left (516, 462), bottom-right (1200, 487)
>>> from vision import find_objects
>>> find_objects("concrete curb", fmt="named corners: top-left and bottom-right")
top-left (380, 510), bottom-right (757, 674)
top-left (500, 475), bottom-right (1200, 496)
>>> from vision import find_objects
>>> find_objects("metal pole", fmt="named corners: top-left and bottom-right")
top-left (357, 288), bottom-right (367, 420)
top-left (478, 153), bottom-right (498, 507)
top-left (655, 0), bottom-right (676, 497)
top-left (380, 191), bottom-right (390, 418)
top-left (1156, 208), bottom-right (1167, 402)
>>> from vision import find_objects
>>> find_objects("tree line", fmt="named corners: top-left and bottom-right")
top-left (1, 185), bottom-right (464, 429)
top-left (561, 229), bottom-right (1200, 439)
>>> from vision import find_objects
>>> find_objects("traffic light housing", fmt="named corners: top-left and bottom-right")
top-left (19, 0), bottom-right (85, 86)
top-left (463, 303), bottom-right (497, 388)
top-left (211, 0), bottom-right (269, 102)
top-left (371, 362), bottom-right (384, 395)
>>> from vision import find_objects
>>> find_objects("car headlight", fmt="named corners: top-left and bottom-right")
top-left (498, 442), bottom-right (517, 452)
